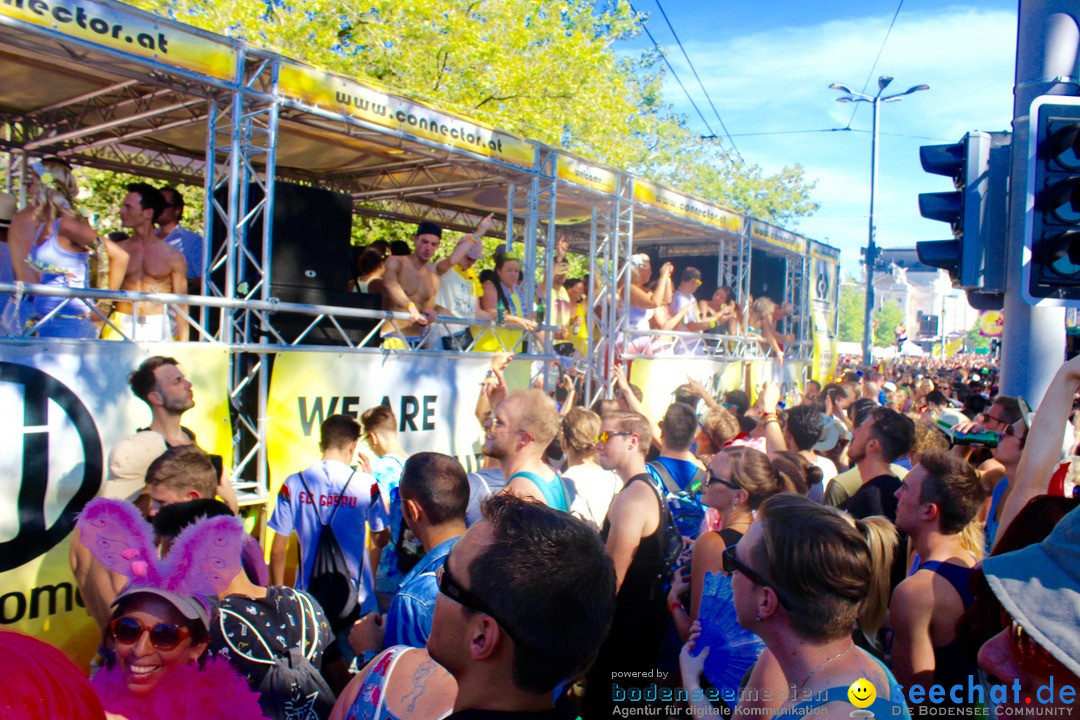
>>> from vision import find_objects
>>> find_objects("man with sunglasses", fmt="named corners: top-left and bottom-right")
top-left (583, 411), bottom-right (673, 719)
top-left (426, 493), bottom-right (616, 719)
top-left (157, 186), bottom-right (203, 295)
top-left (889, 451), bottom-right (986, 712)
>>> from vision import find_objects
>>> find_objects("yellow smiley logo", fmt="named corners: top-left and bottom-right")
top-left (847, 678), bottom-right (876, 708)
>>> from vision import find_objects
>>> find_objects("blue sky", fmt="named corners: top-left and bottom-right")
top-left (617, 1), bottom-right (1019, 278)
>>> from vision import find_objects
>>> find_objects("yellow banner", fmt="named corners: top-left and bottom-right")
top-left (749, 219), bottom-right (807, 255)
top-left (745, 360), bottom-right (808, 405)
top-left (0, 0), bottom-right (237, 80)
top-left (628, 357), bottom-right (744, 421)
top-left (945, 337), bottom-right (964, 358)
top-left (278, 62), bottom-right (535, 169)
top-left (556, 155), bottom-right (618, 196)
top-left (632, 180), bottom-right (744, 233)
top-left (266, 351), bottom-right (506, 496)
top-left (0, 341), bottom-right (230, 669)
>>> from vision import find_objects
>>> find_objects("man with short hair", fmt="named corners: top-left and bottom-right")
top-left (844, 407), bottom-right (916, 522)
top-left (381, 220), bottom-right (442, 348)
top-left (157, 186), bottom-right (203, 294)
top-left (145, 444), bottom-right (219, 517)
top-left (349, 452), bottom-right (469, 654)
top-left (784, 405), bottom-right (837, 502)
top-left (430, 215), bottom-right (493, 351)
top-left (648, 402), bottom-right (706, 536)
top-left (106, 182), bottom-right (189, 341)
top-left (485, 388), bottom-right (569, 511)
top-left (669, 266), bottom-right (714, 354)
top-left (268, 414), bottom-right (387, 606)
top-left (426, 493), bottom-right (616, 718)
top-left (585, 410), bottom-right (670, 719)
top-left (890, 451), bottom-right (987, 710)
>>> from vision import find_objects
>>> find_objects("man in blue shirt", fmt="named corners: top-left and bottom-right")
top-left (349, 452), bottom-right (469, 653)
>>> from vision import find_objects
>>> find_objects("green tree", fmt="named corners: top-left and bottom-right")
top-left (872, 300), bottom-right (906, 348)
top-left (838, 282), bottom-right (865, 343)
top-left (966, 322), bottom-right (990, 352)
top-left (123, 0), bottom-right (816, 227)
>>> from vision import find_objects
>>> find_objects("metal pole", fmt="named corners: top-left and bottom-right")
top-left (999, 0), bottom-right (1077, 402)
top-left (861, 95), bottom-right (880, 367)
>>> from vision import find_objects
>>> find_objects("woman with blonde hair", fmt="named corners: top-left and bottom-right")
top-left (560, 407), bottom-right (621, 528)
top-left (8, 157), bottom-right (127, 337)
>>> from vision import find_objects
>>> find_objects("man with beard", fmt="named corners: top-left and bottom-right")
top-left (484, 389), bottom-right (569, 511)
top-left (381, 220), bottom-right (443, 349)
top-left (845, 407), bottom-right (915, 522)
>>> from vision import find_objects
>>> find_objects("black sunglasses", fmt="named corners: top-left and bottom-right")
top-left (109, 616), bottom-right (191, 651)
top-left (722, 545), bottom-right (790, 610)
top-left (707, 472), bottom-right (740, 490)
top-left (437, 560), bottom-right (521, 645)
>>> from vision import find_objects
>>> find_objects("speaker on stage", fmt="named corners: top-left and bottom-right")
top-left (210, 181), bottom-right (364, 344)
top-left (211, 180), bottom-right (354, 294)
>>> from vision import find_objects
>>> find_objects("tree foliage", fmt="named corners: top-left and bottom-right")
top-left (872, 300), bottom-right (905, 348)
top-left (129, 0), bottom-right (816, 226)
top-left (838, 281), bottom-right (865, 343)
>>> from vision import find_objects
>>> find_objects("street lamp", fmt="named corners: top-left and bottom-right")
top-left (830, 75), bottom-right (929, 366)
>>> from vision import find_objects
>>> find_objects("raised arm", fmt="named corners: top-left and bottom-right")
top-left (995, 355), bottom-right (1080, 549)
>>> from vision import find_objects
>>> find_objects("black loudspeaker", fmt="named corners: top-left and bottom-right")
top-left (211, 181), bottom-right (354, 294)
top-left (211, 182), bottom-right (361, 345)
top-left (748, 249), bottom-right (787, 304)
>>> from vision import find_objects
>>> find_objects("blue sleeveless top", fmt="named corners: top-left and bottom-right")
top-left (769, 655), bottom-right (910, 720)
top-left (508, 470), bottom-right (569, 512)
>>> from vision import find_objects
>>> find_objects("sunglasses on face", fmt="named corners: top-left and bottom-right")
top-left (722, 545), bottom-right (791, 610)
top-left (437, 561), bottom-right (521, 645)
top-left (597, 430), bottom-right (632, 444)
top-left (1001, 423), bottom-right (1027, 447)
top-left (109, 616), bottom-right (192, 651)
top-left (707, 472), bottom-right (740, 490)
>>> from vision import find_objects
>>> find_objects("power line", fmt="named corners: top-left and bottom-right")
top-left (651, 0), bottom-right (743, 163)
top-left (845, 0), bottom-right (906, 128)
top-left (627, 1), bottom-right (739, 165)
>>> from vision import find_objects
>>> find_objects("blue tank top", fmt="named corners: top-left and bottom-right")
top-left (508, 471), bottom-right (569, 512)
top-left (770, 655), bottom-right (910, 720)
top-left (28, 219), bottom-right (91, 316)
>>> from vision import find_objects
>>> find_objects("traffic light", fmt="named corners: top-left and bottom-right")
top-left (916, 131), bottom-right (1010, 308)
top-left (1022, 96), bottom-right (1080, 305)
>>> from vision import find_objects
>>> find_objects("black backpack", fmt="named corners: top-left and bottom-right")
top-left (297, 468), bottom-right (360, 633)
top-left (218, 588), bottom-right (336, 720)
top-left (635, 473), bottom-right (684, 601)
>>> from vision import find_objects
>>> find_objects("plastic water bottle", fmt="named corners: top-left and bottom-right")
top-left (497, 299), bottom-right (505, 324)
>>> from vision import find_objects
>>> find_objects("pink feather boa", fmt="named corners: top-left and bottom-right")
top-left (92, 657), bottom-right (266, 720)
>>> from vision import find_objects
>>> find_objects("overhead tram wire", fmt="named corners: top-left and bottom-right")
top-left (845, 0), bottom-right (906, 128)
top-left (651, 0), bottom-right (743, 164)
top-left (627, 1), bottom-right (738, 164)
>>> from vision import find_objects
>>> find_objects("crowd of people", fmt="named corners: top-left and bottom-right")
top-left (5, 342), bottom-right (1080, 720)
top-left (1, 161), bottom-right (793, 359)
top-left (0, 158), bottom-right (201, 340)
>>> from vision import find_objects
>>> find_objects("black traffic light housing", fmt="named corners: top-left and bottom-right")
top-left (1022, 95), bottom-right (1080, 305)
top-left (916, 131), bottom-right (1010, 309)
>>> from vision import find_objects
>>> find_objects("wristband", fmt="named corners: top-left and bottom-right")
top-left (710, 320), bottom-right (717, 329)
top-left (407, 302), bottom-right (417, 311)
top-left (669, 601), bottom-right (684, 614)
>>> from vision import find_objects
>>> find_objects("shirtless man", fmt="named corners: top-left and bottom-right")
top-left (380, 220), bottom-right (441, 348)
top-left (107, 182), bottom-right (189, 341)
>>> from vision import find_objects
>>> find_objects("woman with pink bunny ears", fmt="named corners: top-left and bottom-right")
top-left (77, 498), bottom-right (265, 720)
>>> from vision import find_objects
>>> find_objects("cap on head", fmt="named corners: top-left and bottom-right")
top-left (416, 221), bottom-right (442, 239)
top-left (112, 586), bottom-right (211, 630)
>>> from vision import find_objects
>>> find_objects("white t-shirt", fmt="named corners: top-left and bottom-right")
top-left (562, 462), bottom-right (623, 529)
top-left (267, 460), bottom-right (384, 613)
top-left (434, 265), bottom-right (479, 337)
